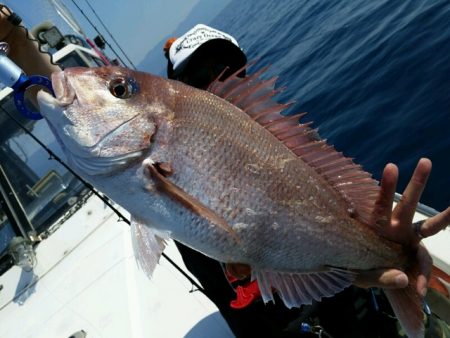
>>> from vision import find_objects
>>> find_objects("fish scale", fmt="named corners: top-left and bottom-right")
top-left (160, 84), bottom-right (398, 271)
top-left (37, 66), bottom-right (424, 337)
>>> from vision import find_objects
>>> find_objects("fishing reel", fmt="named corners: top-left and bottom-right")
top-left (0, 41), bottom-right (53, 120)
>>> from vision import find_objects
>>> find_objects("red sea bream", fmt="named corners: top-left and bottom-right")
top-left (37, 66), bottom-right (425, 337)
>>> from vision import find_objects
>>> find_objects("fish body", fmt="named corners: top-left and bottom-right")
top-left (37, 66), bottom-right (422, 337)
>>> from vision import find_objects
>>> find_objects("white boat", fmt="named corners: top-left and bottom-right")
top-left (405, 197), bottom-right (450, 324)
top-left (0, 34), bottom-right (234, 338)
top-left (0, 18), bottom-right (448, 338)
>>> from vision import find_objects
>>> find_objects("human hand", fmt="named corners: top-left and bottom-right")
top-left (354, 158), bottom-right (450, 296)
top-left (0, 4), bottom-right (16, 41)
top-left (0, 4), bottom-right (59, 75)
top-left (227, 159), bottom-right (450, 297)
top-left (0, 4), bottom-right (59, 106)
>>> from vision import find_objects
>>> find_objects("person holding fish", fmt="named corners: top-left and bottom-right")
top-left (162, 24), bottom-right (450, 337)
top-left (1, 7), bottom-right (448, 337)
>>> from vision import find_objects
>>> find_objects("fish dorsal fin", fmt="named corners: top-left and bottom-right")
top-left (208, 65), bottom-right (379, 225)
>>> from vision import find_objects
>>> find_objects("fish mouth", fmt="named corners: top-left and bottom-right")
top-left (38, 68), bottom-right (90, 111)
top-left (37, 71), bottom-right (76, 110)
top-left (37, 71), bottom-right (145, 176)
top-left (37, 70), bottom-right (76, 117)
top-left (51, 71), bottom-right (76, 106)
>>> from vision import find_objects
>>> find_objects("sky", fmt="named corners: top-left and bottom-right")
top-left (3, 0), bottom-right (205, 65)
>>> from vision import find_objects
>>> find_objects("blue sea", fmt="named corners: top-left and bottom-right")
top-left (211, 0), bottom-right (450, 212)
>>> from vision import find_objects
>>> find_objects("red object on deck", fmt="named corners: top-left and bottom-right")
top-left (230, 280), bottom-right (262, 309)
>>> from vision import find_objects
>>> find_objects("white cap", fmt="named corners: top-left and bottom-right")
top-left (169, 24), bottom-right (241, 74)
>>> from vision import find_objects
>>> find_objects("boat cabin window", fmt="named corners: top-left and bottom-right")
top-left (0, 94), bottom-right (87, 236)
top-left (59, 48), bottom-right (106, 69)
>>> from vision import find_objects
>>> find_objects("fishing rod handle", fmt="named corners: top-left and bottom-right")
top-left (0, 42), bottom-right (22, 88)
top-left (0, 41), bottom-right (53, 120)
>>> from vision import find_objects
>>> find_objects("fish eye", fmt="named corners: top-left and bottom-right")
top-left (109, 77), bottom-right (138, 99)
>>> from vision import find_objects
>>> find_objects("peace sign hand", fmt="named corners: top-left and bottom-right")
top-left (355, 158), bottom-right (450, 297)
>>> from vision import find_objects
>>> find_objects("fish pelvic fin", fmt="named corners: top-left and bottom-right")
top-left (208, 63), bottom-right (380, 226)
top-left (131, 217), bottom-right (168, 278)
top-left (383, 262), bottom-right (425, 338)
top-left (253, 268), bottom-right (356, 308)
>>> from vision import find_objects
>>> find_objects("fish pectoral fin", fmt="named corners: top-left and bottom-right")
top-left (145, 163), bottom-right (240, 242)
top-left (131, 217), bottom-right (169, 278)
top-left (253, 268), bottom-right (356, 308)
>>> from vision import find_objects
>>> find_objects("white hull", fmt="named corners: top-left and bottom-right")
top-left (0, 195), bottom-right (234, 338)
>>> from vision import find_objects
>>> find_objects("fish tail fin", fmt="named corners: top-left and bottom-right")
top-left (383, 263), bottom-right (425, 338)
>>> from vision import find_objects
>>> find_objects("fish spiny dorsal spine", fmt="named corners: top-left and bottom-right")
top-left (208, 64), bottom-right (380, 226)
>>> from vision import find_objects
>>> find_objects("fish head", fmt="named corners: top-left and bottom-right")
top-left (37, 66), bottom-right (173, 176)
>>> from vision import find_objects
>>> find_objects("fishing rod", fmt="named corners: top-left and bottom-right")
top-left (46, 0), bottom-right (110, 66)
top-left (0, 105), bottom-right (206, 295)
top-left (0, 31), bottom-right (203, 293)
top-left (81, 0), bottom-right (137, 70)
top-left (0, 42), bottom-right (53, 119)
top-left (67, 0), bottom-right (136, 69)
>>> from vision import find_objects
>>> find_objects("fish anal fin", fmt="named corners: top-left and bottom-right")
top-left (131, 217), bottom-right (168, 278)
top-left (208, 63), bottom-right (380, 226)
top-left (145, 163), bottom-right (239, 242)
top-left (253, 268), bottom-right (356, 308)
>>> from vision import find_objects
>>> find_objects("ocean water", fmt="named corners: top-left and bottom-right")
top-left (212, 0), bottom-right (450, 212)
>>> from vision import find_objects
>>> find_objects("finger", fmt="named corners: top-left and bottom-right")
top-left (416, 244), bottom-right (433, 297)
top-left (392, 158), bottom-right (432, 224)
top-left (0, 9), bottom-right (15, 41)
top-left (420, 206), bottom-right (450, 238)
top-left (354, 269), bottom-right (408, 289)
top-left (371, 163), bottom-right (398, 228)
